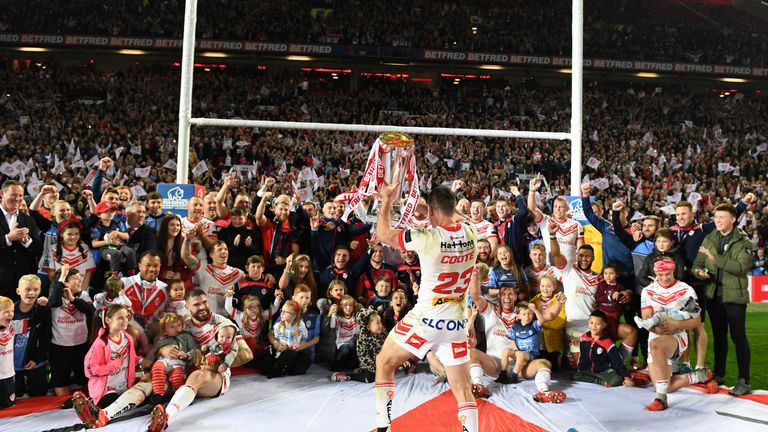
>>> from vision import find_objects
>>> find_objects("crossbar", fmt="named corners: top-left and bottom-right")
top-left (188, 118), bottom-right (571, 140)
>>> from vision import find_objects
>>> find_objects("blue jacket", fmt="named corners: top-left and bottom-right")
top-left (582, 197), bottom-right (633, 276)
top-left (497, 194), bottom-right (529, 267)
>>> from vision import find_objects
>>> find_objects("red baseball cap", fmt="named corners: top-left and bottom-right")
top-left (95, 201), bottom-right (118, 215)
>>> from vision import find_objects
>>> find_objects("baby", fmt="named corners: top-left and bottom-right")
top-left (198, 323), bottom-right (239, 373)
top-left (634, 296), bottom-right (700, 331)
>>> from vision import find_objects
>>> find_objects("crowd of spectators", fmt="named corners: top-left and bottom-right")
top-left (0, 58), bottom-right (764, 426)
top-left (1, 0), bottom-right (766, 65)
top-left (1, 64), bottom-right (767, 249)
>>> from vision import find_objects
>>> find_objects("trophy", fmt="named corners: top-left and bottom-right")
top-left (336, 132), bottom-right (421, 228)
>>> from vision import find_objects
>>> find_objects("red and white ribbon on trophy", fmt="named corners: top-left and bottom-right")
top-left (335, 132), bottom-right (421, 228)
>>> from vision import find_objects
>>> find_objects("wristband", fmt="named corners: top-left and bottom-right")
top-left (549, 235), bottom-right (557, 240)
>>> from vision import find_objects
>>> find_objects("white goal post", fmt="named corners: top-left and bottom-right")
top-left (176, 0), bottom-right (584, 196)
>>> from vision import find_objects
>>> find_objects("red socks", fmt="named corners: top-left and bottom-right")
top-left (151, 362), bottom-right (167, 396)
top-left (169, 368), bottom-right (185, 391)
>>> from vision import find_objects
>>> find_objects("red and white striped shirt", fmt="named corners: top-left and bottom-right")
top-left (121, 275), bottom-right (168, 327)
top-left (193, 263), bottom-right (244, 316)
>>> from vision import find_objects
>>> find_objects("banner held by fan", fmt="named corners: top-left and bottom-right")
top-left (335, 132), bottom-right (420, 228)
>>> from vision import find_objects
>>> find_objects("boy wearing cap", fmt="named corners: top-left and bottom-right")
top-left (90, 201), bottom-right (136, 277)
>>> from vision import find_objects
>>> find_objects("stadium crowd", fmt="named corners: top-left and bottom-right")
top-left (0, 62), bottom-right (765, 429)
top-left (0, 0), bottom-right (766, 66)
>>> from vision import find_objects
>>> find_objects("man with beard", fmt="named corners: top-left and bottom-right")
top-left (475, 239), bottom-right (493, 267)
top-left (524, 243), bottom-right (559, 297)
top-left (73, 290), bottom-right (253, 430)
top-left (467, 265), bottom-right (566, 403)
top-left (548, 223), bottom-right (637, 366)
top-left (316, 245), bottom-right (369, 295)
top-left (310, 202), bottom-right (372, 272)
top-left (181, 197), bottom-right (218, 266)
top-left (396, 250), bottom-right (421, 304)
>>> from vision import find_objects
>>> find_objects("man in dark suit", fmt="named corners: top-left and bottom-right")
top-left (0, 180), bottom-right (43, 300)
top-left (126, 201), bottom-right (158, 259)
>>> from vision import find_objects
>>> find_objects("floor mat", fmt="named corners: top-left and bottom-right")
top-left (1, 366), bottom-right (767, 432)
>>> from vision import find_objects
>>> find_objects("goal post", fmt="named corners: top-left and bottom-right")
top-left (176, 0), bottom-right (584, 196)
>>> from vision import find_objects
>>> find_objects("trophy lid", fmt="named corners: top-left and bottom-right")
top-left (379, 132), bottom-right (415, 149)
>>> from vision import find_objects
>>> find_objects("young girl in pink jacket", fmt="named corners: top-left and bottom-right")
top-left (80, 304), bottom-right (139, 406)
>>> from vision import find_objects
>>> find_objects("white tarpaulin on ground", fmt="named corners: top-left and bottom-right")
top-left (2, 367), bottom-right (767, 432)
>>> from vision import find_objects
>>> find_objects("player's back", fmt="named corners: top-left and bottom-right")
top-left (400, 222), bottom-right (478, 319)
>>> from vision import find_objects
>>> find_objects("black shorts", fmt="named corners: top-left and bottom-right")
top-left (0, 376), bottom-right (15, 408)
top-left (50, 343), bottom-right (89, 388)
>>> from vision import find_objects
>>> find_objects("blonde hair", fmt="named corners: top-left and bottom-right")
top-left (18, 274), bottom-right (41, 288)
top-left (160, 313), bottom-right (184, 332)
top-left (0, 296), bottom-right (13, 310)
top-left (539, 275), bottom-right (559, 290)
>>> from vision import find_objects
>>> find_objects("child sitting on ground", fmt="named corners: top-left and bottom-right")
top-left (496, 303), bottom-right (544, 384)
top-left (267, 300), bottom-right (309, 379)
top-left (147, 313), bottom-right (197, 397)
top-left (328, 295), bottom-right (361, 371)
top-left (329, 307), bottom-right (386, 383)
top-left (573, 310), bottom-right (635, 387)
top-left (633, 296), bottom-right (700, 331)
top-left (225, 289), bottom-right (273, 362)
top-left (197, 323), bottom-right (239, 373)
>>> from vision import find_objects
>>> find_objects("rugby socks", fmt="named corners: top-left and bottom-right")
top-left (619, 343), bottom-right (634, 362)
top-left (169, 368), bottom-right (186, 391)
top-left (457, 401), bottom-right (479, 432)
top-left (375, 381), bottom-right (395, 430)
top-left (104, 385), bottom-right (148, 420)
top-left (534, 368), bottom-right (551, 392)
top-left (151, 362), bottom-right (167, 395)
top-left (165, 385), bottom-right (196, 422)
top-left (688, 368), bottom-right (708, 385)
top-left (469, 364), bottom-right (484, 385)
top-left (654, 379), bottom-right (669, 401)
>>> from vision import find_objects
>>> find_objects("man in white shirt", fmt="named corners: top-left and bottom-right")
top-left (527, 175), bottom-right (584, 266)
